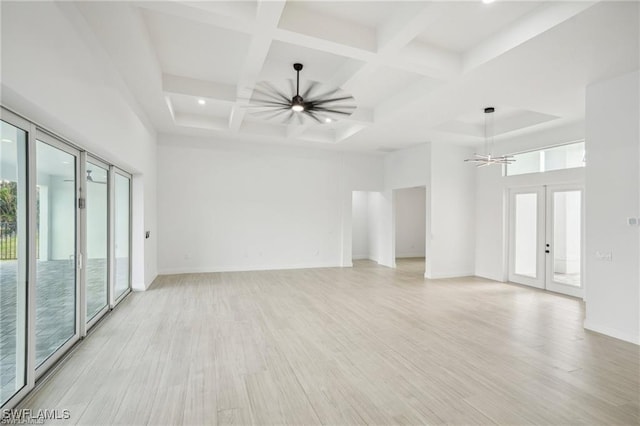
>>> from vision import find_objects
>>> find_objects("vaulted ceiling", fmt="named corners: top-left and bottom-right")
top-left (74, 1), bottom-right (639, 152)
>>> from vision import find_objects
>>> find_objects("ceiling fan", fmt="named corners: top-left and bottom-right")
top-left (247, 63), bottom-right (356, 125)
top-left (64, 170), bottom-right (107, 184)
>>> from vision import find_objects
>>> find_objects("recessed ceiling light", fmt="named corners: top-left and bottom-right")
top-left (198, 99), bottom-right (206, 105)
top-left (482, 0), bottom-right (495, 4)
top-left (325, 118), bottom-right (332, 123)
top-left (1, 138), bottom-right (13, 143)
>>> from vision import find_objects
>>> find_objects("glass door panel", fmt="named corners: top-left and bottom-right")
top-left (0, 119), bottom-right (28, 406)
top-left (508, 188), bottom-right (544, 288)
top-left (547, 188), bottom-right (583, 297)
top-left (86, 161), bottom-right (108, 322)
top-left (513, 193), bottom-right (538, 278)
top-left (113, 173), bottom-right (130, 300)
top-left (35, 140), bottom-right (77, 367)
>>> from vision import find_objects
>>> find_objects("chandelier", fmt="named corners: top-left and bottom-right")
top-left (464, 107), bottom-right (515, 166)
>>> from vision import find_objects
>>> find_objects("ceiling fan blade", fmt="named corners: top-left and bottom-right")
top-left (282, 110), bottom-right (296, 124)
top-left (256, 82), bottom-right (290, 103)
top-left (310, 105), bottom-right (356, 114)
top-left (296, 110), bottom-right (304, 125)
top-left (301, 81), bottom-right (320, 99)
top-left (309, 96), bottom-right (355, 106)
top-left (304, 111), bottom-right (323, 123)
top-left (251, 88), bottom-right (291, 105)
top-left (250, 106), bottom-right (291, 115)
top-left (246, 100), bottom-right (292, 108)
top-left (260, 109), bottom-right (291, 122)
top-left (307, 87), bottom-right (341, 103)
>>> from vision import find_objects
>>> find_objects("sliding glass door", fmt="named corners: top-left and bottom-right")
top-left (34, 134), bottom-right (80, 371)
top-left (0, 116), bottom-right (29, 407)
top-left (86, 158), bottom-right (109, 323)
top-left (0, 107), bottom-right (134, 409)
top-left (113, 171), bottom-right (131, 302)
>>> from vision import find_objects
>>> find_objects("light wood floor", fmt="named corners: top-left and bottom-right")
top-left (21, 259), bottom-right (639, 425)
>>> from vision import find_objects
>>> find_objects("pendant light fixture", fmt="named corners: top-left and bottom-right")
top-left (464, 107), bottom-right (515, 167)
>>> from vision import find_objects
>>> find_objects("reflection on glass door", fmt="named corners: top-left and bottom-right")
top-left (86, 161), bottom-right (108, 322)
top-left (113, 172), bottom-right (130, 300)
top-left (35, 139), bottom-right (78, 368)
top-left (508, 188), bottom-right (544, 289)
top-left (509, 185), bottom-right (583, 298)
top-left (546, 188), bottom-right (583, 297)
top-left (0, 119), bottom-right (28, 406)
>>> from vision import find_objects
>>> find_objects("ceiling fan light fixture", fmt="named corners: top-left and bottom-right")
top-left (291, 95), bottom-right (305, 112)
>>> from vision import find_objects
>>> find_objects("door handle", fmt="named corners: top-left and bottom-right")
top-left (545, 250), bottom-right (550, 253)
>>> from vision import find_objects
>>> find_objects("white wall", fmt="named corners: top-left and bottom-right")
top-left (384, 144), bottom-right (430, 190)
top-left (427, 142), bottom-right (476, 278)
top-left (584, 70), bottom-right (640, 344)
top-left (157, 135), bottom-right (383, 274)
top-left (395, 187), bottom-right (426, 258)
top-left (1, 1), bottom-right (158, 289)
top-left (351, 191), bottom-right (370, 260)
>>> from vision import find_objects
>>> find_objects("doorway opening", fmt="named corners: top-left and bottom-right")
top-left (351, 190), bottom-right (380, 268)
top-left (394, 186), bottom-right (426, 276)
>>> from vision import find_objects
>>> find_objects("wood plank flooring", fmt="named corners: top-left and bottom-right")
top-left (20, 259), bottom-right (639, 425)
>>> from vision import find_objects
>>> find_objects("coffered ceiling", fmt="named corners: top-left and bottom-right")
top-left (73, 1), bottom-right (639, 152)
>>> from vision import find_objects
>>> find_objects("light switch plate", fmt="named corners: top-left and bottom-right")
top-left (596, 250), bottom-right (613, 261)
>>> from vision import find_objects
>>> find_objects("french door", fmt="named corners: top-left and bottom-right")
top-left (508, 184), bottom-right (584, 298)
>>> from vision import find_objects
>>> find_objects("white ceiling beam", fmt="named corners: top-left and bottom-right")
top-left (278, 2), bottom-right (377, 52)
top-left (274, 28), bottom-right (375, 63)
top-left (136, 1), bottom-right (253, 34)
top-left (162, 74), bottom-right (236, 102)
top-left (229, 0), bottom-right (287, 132)
top-left (463, 1), bottom-right (597, 72)
top-left (393, 41), bottom-right (461, 81)
top-left (376, 2), bottom-right (437, 54)
top-left (286, 2), bottom-right (460, 91)
top-left (335, 124), bottom-right (368, 143)
top-left (174, 113), bottom-right (228, 131)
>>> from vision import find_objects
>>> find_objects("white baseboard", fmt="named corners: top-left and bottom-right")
top-left (473, 272), bottom-right (507, 283)
top-left (352, 254), bottom-right (370, 260)
top-left (396, 252), bottom-right (426, 258)
top-left (583, 319), bottom-right (640, 345)
top-left (424, 271), bottom-right (475, 279)
top-left (158, 262), bottom-right (342, 275)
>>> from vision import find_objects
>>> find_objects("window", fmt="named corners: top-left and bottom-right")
top-left (505, 141), bottom-right (585, 176)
